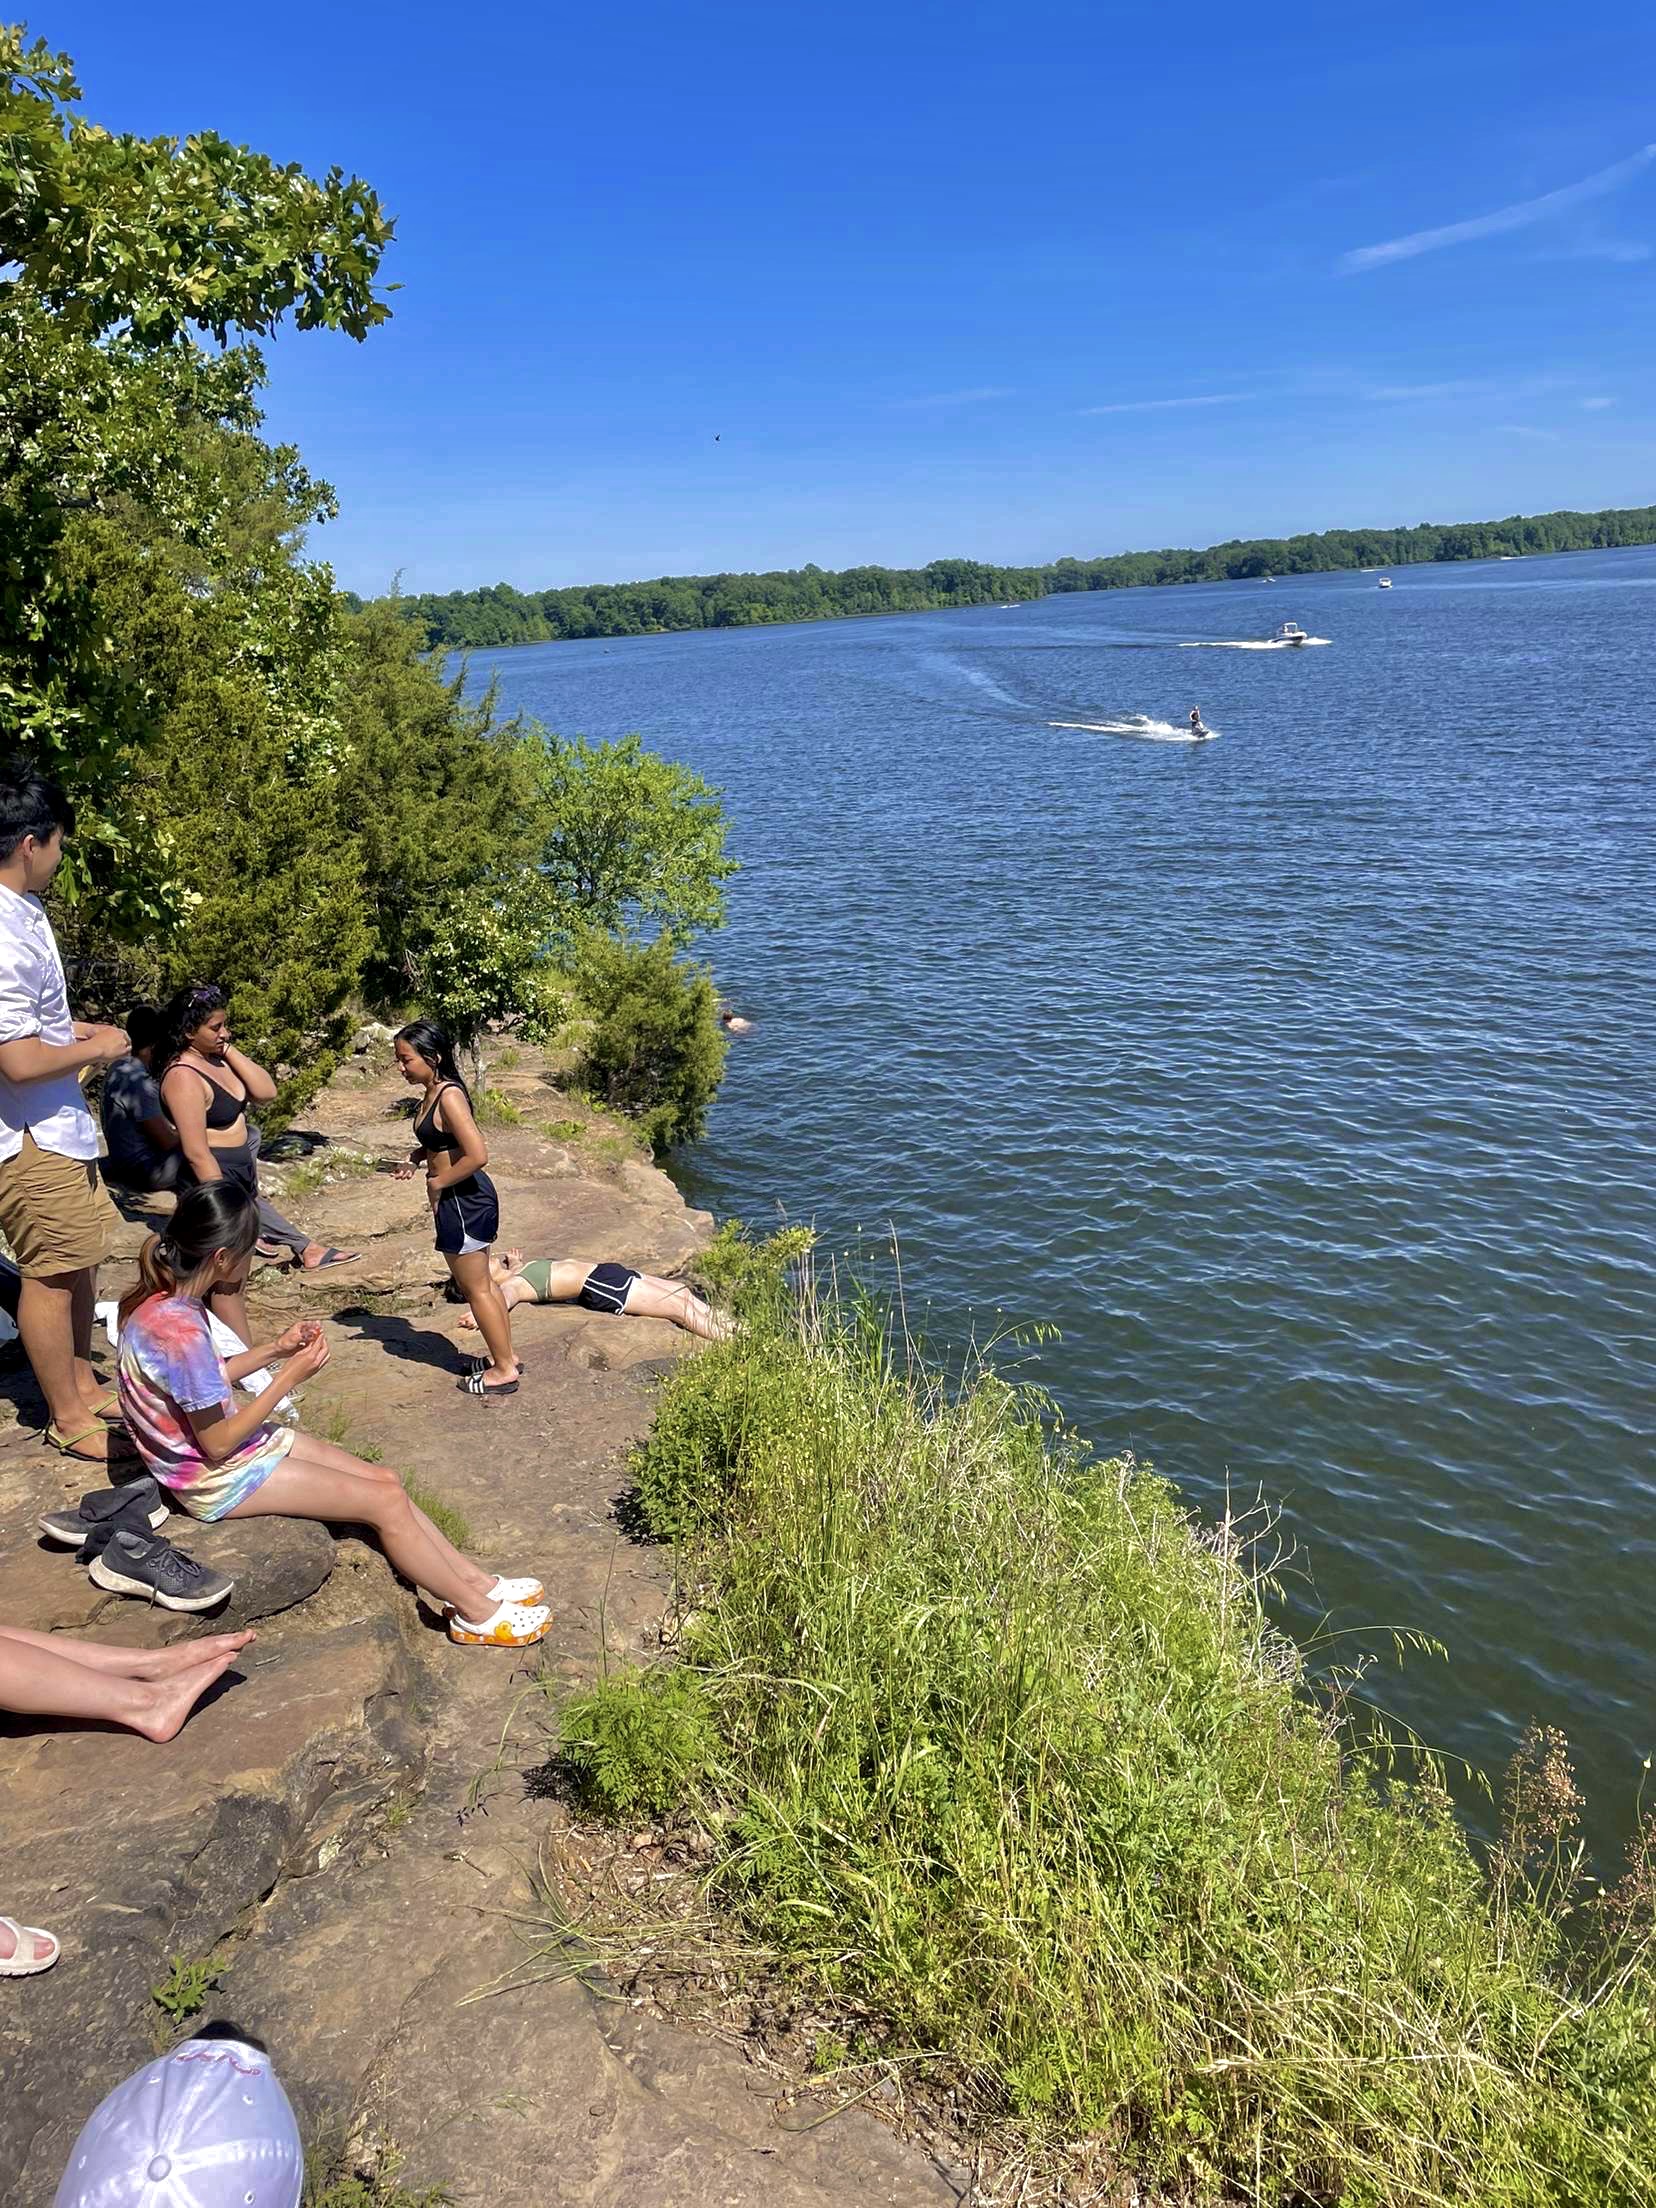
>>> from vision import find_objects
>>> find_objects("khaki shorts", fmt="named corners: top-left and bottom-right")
top-left (0, 1133), bottom-right (119, 1277)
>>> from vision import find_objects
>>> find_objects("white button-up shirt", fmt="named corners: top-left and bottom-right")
top-left (0, 882), bottom-right (98, 1164)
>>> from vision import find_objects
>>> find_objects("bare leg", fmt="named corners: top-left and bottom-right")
top-left (71, 1266), bottom-right (102, 1411)
top-left (16, 1269), bottom-right (114, 1454)
top-left (625, 1275), bottom-right (732, 1341)
top-left (224, 1432), bottom-right (498, 1615)
top-left (0, 1624), bottom-right (254, 1680)
top-left (449, 1249), bottom-right (516, 1382)
top-left (0, 1637), bottom-right (243, 1742)
top-left (456, 1272), bottom-right (537, 1328)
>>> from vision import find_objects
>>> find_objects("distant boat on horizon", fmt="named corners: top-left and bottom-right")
top-left (1377, 577), bottom-right (1393, 589)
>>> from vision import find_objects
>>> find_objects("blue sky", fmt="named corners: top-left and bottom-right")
top-left (62, 1), bottom-right (1656, 594)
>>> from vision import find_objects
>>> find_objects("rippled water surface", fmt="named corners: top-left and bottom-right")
top-left (465, 549), bottom-right (1656, 1852)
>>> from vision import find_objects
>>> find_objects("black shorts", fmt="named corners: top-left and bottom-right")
top-left (434, 1172), bottom-right (499, 1256)
top-left (579, 1261), bottom-right (639, 1315)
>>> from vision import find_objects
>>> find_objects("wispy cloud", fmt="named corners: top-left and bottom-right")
top-left (893, 386), bottom-right (1013, 409)
top-left (1364, 378), bottom-right (1493, 401)
top-left (1078, 391), bottom-right (1255, 416)
top-left (1583, 395), bottom-right (1616, 411)
top-left (1340, 143), bottom-right (1656, 273)
top-left (1497, 424), bottom-right (1562, 442)
top-left (1361, 373), bottom-right (1573, 405)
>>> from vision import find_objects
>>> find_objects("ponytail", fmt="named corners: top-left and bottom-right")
top-left (117, 1182), bottom-right (261, 1328)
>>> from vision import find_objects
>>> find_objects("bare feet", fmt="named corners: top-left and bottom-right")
top-left (134, 1646), bottom-right (245, 1742)
top-left (124, 1632), bottom-right (255, 1683)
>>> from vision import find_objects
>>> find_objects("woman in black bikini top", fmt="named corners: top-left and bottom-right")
top-left (393, 1018), bottom-right (519, 1399)
top-left (156, 983), bottom-right (357, 1346)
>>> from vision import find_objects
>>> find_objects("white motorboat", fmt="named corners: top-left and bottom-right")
top-left (1272, 621), bottom-right (1309, 645)
top-left (1377, 577), bottom-right (1393, 589)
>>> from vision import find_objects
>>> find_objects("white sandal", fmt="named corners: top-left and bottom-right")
top-left (0, 1916), bottom-right (61, 1976)
top-left (448, 1598), bottom-right (552, 1648)
top-left (440, 1574), bottom-right (545, 1618)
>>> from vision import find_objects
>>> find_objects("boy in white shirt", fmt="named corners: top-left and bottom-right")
top-left (0, 767), bottom-right (131, 1462)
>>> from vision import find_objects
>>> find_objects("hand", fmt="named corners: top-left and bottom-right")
top-left (274, 1320), bottom-right (320, 1356)
top-left (392, 1163), bottom-right (416, 1182)
top-left (86, 1023), bottom-right (129, 1064)
top-left (281, 1328), bottom-right (331, 1385)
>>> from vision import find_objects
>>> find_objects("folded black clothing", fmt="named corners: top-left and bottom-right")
top-left (39, 1475), bottom-right (168, 1549)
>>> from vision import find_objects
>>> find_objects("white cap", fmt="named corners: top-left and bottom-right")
top-left (54, 2038), bottom-right (302, 2208)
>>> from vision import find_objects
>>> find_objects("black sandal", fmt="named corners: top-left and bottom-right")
top-left (459, 1371), bottom-right (518, 1399)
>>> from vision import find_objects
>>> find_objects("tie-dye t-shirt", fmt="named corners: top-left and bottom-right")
top-left (116, 1293), bottom-right (292, 1520)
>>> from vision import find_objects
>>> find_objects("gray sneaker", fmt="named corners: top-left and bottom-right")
top-left (87, 1527), bottom-right (234, 1612)
top-left (40, 1475), bottom-right (168, 1548)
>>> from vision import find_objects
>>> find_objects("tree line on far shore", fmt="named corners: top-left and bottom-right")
top-left (386, 504), bottom-right (1656, 650)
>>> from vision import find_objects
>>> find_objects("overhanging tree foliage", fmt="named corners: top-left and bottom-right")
top-left (1, 24), bottom-right (735, 1137)
top-left (0, 23), bottom-right (393, 926)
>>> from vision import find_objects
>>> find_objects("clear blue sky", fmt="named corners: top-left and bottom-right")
top-left (62, 1), bottom-right (1656, 594)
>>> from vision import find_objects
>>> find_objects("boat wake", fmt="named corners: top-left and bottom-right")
top-left (922, 652), bottom-right (1024, 708)
top-left (1179, 636), bottom-right (1330, 650)
top-left (1049, 716), bottom-right (1219, 743)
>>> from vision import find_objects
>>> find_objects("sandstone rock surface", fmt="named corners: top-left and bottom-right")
top-left (1, 1052), bottom-right (955, 2208)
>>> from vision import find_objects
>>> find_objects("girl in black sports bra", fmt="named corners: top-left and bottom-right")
top-left (393, 1018), bottom-right (519, 1398)
top-left (157, 982), bottom-right (358, 1351)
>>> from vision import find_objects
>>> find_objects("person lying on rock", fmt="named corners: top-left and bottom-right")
top-left (454, 1250), bottom-right (732, 1342)
top-left (391, 1018), bottom-right (520, 1399)
top-left (115, 1182), bottom-right (551, 1648)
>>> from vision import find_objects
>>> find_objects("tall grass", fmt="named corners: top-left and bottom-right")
top-left (555, 1231), bottom-right (1656, 2203)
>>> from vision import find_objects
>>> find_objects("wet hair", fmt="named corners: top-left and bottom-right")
top-left (118, 1182), bottom-right (260, 1328)
top-left (0, 763), bottom-right (75, 865)
top-left (159, 981), bottom-right (229, 1070)
top-left (395, 1018), bottom-right (470, 1101)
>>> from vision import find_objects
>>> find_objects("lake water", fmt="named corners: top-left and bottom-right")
top-left (463, 548), bottom-right (1656, 1857)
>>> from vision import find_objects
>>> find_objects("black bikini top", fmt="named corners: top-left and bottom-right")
top-left (164, 1061), bottom-right (247, 1132)
top-left (413, 1082), bottom-right (466, 1157)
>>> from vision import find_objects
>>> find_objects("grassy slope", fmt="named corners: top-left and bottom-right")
top-left (557, 1231), bottom-right (1656, 2205)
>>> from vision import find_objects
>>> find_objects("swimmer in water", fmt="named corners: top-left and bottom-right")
top-left (719, 1007), bottom-right (756, 1035)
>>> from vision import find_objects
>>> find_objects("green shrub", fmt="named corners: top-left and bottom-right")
top-left (151, 1953), bottom-right (223, 2029)
top-left (475, 1086), bottom-right (521, 1129)
top-left (569, 932), bottom-right (727, 1155)
top-left (556, 1666), bottom-right (717, 1819)
top-left (303, 2140), bottom-right (450, 2208)
top-left (577, 1236), bottom-right (1656, 2205)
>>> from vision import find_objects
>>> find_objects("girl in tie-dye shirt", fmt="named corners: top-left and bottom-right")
top-left (114, 1183), bottom-right (552, 1646)
top-left (117, 1287), bottom-right (293, 1520)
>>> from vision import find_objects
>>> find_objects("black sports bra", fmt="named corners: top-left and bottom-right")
top-left (413, 1082), bottom-right (465, 1157)
top-left (165, 1062), bottom-right (247, 1132)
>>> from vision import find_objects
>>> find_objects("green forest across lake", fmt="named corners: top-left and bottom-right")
top-left (393, 501), bottom-right (1656, 648)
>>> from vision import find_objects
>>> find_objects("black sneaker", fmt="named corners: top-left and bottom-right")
top-left (87, 1528), bottom-right (234, 1612)
top-left (40, 1476), bottom-right (168, 1548)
